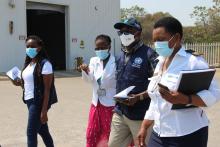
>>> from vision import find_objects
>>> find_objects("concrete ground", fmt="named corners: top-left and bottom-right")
top-left (0, 69), bottom-right (220, 147)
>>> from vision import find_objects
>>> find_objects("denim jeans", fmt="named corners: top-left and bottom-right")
top-left (26, 99), bottom-right (54, 147)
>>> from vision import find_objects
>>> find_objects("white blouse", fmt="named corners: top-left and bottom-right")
top-left (145, 47), bottom-right (220, 137)
top-left (22, 61), bottom-right (53, 101)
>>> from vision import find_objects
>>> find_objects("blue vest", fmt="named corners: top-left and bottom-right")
top-left (115, 45), bottom-right (157, 120)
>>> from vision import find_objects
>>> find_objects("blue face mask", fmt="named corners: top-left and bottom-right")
top-left (154, 36), bottom-right (175, 57)
top-left (26, 48), bottom-right (38, 59)
top-left (95, 49), bottom-right (110, 60)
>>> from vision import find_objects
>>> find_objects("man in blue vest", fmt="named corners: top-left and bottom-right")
top-left (108, 18), bottom-right (158, 147)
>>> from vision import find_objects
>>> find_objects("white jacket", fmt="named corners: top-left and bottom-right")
top-left (82, 55), bottom-right (116, 107)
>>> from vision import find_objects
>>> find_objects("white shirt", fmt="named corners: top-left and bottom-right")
top-left (145, 47), bottom-right (220, 137)
top-left (22, 61), bottom-right (53, 101)
top-left (82, 55), bottom-right (116, 107)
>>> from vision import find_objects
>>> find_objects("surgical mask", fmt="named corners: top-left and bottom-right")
top-left (154, 36), bottom-right (175, 57)
top-left (95, 49), bottom-right (109, 60)
top-left (26, 48), bottom-right (38, 58)
top-left (120, 33), bottom-right (135, 47)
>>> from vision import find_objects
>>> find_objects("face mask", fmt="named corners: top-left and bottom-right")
top-left (26, 48), bottom-right (38, 59)
top-left (120, 33), bottom-right (135, 47)
top-left (154, 36), bottom-right (175, 57)
top-left (95, 49), bottom-right (110, 60)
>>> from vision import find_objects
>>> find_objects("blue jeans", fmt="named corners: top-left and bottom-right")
top-left (26, 99), bottom-right (54, 147)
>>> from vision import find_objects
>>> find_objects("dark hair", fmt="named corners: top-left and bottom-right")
top-left (154, 17), bottom-right (183, 38)
top-left (23, 35), bottom-right (50, 79)
top-left (24, 35), bottom-right (49, 68)
top-left (95, 34), bottom-right (112, 45)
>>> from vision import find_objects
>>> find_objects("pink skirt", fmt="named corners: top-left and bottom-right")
top-left (86, 102), bottom-right (114, 147)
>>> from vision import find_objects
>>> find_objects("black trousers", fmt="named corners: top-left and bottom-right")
top-left (148, 127), bottom-right (208, 147)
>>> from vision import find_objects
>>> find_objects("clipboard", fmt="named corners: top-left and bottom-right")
top-left (172, 68), bottom-right (216, 109)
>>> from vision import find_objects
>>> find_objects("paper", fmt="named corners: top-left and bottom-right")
top-left (114, 86), bottom-right (136, 99)
top-left (6, 66), bottom-right (21, 80)
top-left (179, 68), bottom-right (216, 74)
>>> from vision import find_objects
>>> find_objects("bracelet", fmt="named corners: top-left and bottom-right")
top-left (187, 95), bottom-right (192, 104)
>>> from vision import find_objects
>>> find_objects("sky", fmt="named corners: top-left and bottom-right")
top-left (120, 0), bottom-right (213, 26)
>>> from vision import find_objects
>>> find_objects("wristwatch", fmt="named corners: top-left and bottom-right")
top-left (139, 95), bottom-right (144, 101)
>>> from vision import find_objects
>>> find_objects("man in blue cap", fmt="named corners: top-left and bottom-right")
top-left (108, 18), bottom-right (158, 147)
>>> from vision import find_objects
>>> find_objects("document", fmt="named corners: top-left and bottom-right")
top-left (6, 66), bottom-right (21, 81)
top-left (114, 86), bottom-right (136, 101)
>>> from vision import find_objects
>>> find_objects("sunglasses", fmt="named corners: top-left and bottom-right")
top-left (95, 48), bottom-right (109, 51)
top-left (117, 31), bottom-right (133, 36)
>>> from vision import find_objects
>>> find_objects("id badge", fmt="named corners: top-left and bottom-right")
top-left (97, 88), bottom-right (106, 97)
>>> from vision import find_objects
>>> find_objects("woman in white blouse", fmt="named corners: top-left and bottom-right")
top-left (13, 36), bottom-right (55, 147)
top-left (137, 17), bottom-right (220, 147)
top-left (80, 34), bottom-right (116, 147)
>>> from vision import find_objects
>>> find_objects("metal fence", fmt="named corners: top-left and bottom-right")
top-left (184, 43), bottom-right (220, 67)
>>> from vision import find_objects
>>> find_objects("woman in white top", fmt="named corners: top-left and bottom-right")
top-left (13, 36), bottom-right (54, 147)
top-left (80, 34), bottom-right (116, 147)
top-left (137, 17), bottom-right (220, 147)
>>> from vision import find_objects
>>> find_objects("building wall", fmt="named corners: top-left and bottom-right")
top-left (0, 0), bottom-right (120, 72)
top-left (0, 0), bottom-right (27, 72)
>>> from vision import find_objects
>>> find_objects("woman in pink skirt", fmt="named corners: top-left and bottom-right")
top-left (81, 34), bottom-right (116, 147)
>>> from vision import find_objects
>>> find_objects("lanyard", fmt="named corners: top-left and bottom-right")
top-left (97, 77), bottom-right (102, 89)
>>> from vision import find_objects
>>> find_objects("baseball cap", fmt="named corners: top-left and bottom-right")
top-left (114, 17), bottom-right (142, 31)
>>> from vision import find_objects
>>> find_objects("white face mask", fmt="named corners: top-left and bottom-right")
top-left (120, 33), bottom-right (135, 47)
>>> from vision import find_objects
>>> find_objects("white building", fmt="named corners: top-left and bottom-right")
top-left (0, 0), bottom-right (121, 72)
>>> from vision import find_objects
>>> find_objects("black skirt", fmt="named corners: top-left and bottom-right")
top-left (148, 126), bottom-right (208, 147)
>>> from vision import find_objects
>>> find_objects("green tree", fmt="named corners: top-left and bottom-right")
top-left (138, 12), bottom-right (171, 44)
top-left (209, 0), bottom-right (220, 35)
top-left (188, 0), bottom-right (220, 42)
top-left (191, 6), bottom-right (209, 27)
top-left (121, 5), bottom-right (147, 20)
top-left (183, 26), bottom-right (211, 43)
